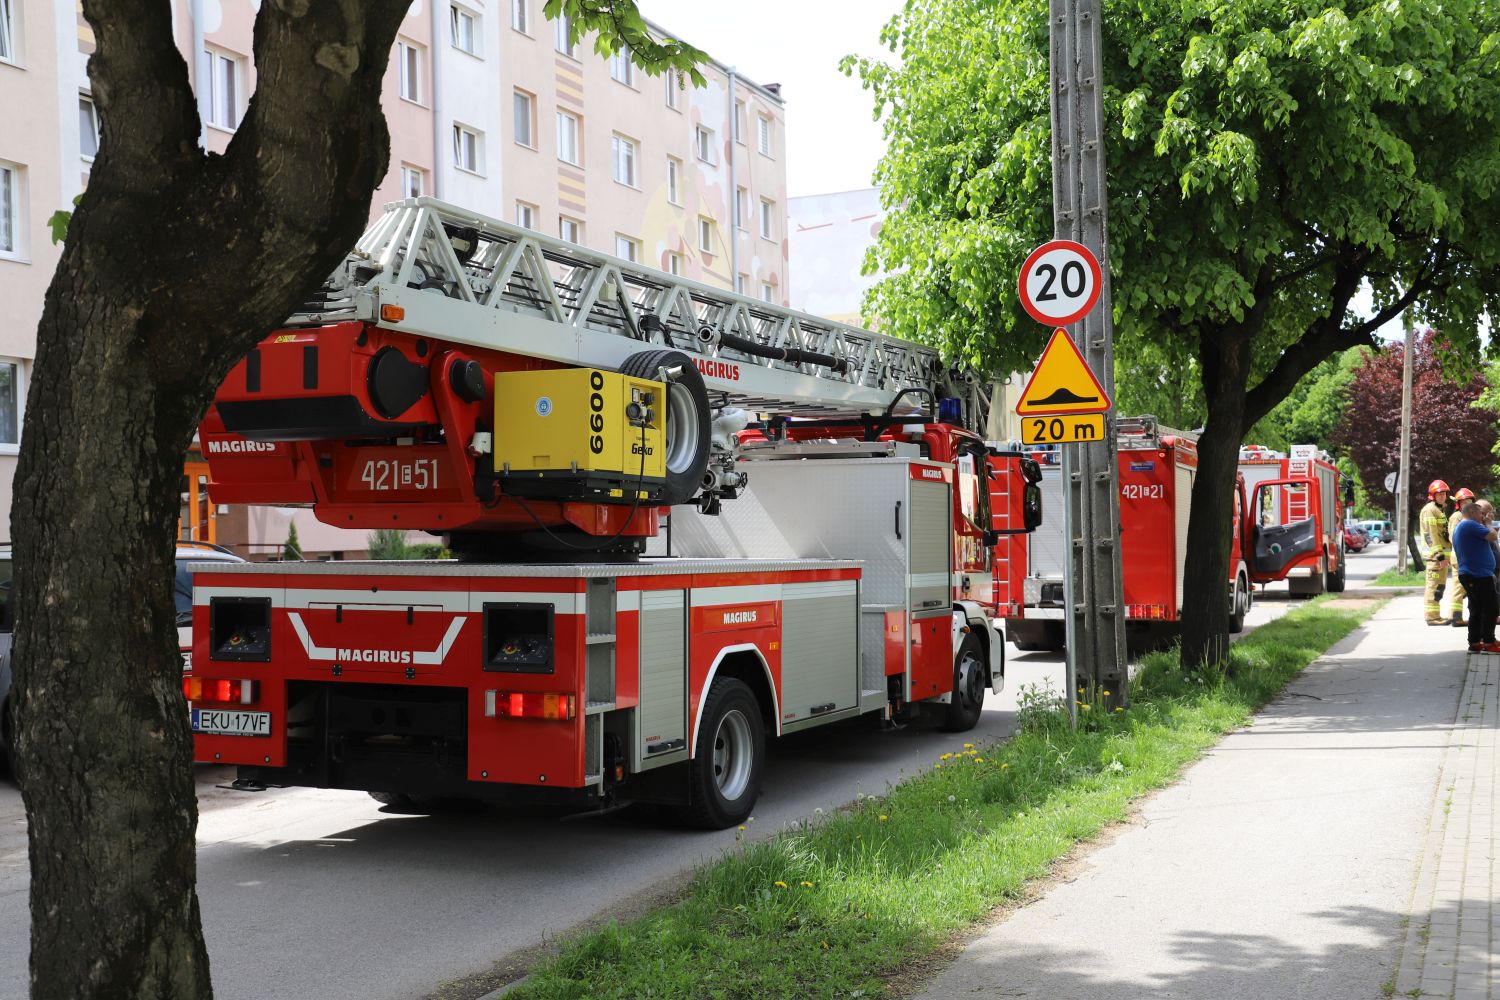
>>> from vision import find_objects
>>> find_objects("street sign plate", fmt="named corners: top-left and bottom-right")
top-left (1018, 240), bottom-right (1103, 327)
top-left (1384, 471), bottom-right (1399, 493)
top-left (1015, 329), bottom-right (1112, 416)
top-left (1020, 413), bottom-right (1106, 445)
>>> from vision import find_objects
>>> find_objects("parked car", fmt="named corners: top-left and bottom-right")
top-left (1, 541), bottom-right (243, 779)
top-left (1344, 524), bottom-right (1369, 552)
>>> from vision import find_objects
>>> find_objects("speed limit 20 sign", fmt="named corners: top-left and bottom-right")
top-left (1018, 240), bottom-right (1102, 327)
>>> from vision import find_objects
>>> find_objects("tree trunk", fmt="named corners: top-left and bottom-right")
top-left (1180, 326), bottom-right (1253, 668)
top-left (1407, 517), bottom-right (1426, 571)
top-left (10, 3), bottom-right (409, 996)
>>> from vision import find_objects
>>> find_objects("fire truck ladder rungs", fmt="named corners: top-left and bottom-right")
top-left (289, 196), bottom-right (985, 421)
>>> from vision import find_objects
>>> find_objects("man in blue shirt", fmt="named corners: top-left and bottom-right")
top-left (1452, 501), bottom-right (1499, 652)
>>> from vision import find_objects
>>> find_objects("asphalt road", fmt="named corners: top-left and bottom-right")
top-left (0, 543), bottom-right (1404, 1000)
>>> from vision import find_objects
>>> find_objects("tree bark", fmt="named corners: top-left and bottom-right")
top-left (1179, 324), bottom-right (1254, 669)
top-left (12, 3), bottom-right (408, 996)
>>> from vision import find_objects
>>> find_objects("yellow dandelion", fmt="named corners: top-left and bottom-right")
top-left (941, 753), bottom-right (954, 760)
top-left (1103, 690), bottom-right (1111, 696)
top-left (975, 757), bottom-right (985, 763)
top-left (801, 881), bottom-right (814, 888)
top-left (737, 825), bottom-right (746, 831)
top-left (1080, 703), bottom-right (1090, 711)
top-left (934, 763), bottom-right (943, 769)
top-left (878, 814), bottom-right (888, 822)
top-left (821, 940), bottom-right (830, 950)
top-left (774, 881), bottom-right (788, 888)
top-left (1115, 707), bottom-right (1124, 713)
top-left (1001, 763), bottom-right (1009, 770)
top-left (963, 743), bottom-right (975, 749)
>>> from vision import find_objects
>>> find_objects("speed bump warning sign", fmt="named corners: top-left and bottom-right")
top-left (1014, 329), bottom-right (1111, 417)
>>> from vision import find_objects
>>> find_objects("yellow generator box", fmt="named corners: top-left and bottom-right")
top-left (493, 368), bottom-right (666, 501)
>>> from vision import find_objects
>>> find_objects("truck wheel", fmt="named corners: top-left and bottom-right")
top-left (618, 349), bottom-right (710, 506)
top-left (1228, 575), bottom-right (1248, 634)
top-left (678, 677), bottom-right (764, 829)
top-left (1327, 554), bottom-right (1346, 593)
top-left (941, 634), bottom-right (986, 732)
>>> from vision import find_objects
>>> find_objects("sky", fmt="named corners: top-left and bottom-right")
top-left (639, 0), bottom-right (901, 198)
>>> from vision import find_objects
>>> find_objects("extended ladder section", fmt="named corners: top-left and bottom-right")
top-left (290, 196), bottom-right (984, 422)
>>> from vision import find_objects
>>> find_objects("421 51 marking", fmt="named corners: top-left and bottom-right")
top-left (360, 457), bottom-right (441, 492)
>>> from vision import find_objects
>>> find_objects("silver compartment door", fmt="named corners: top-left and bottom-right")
top-left (637, 589), bottom-right (687, 764)
top-left (780, 579), bottom-right (860, 722)
top-left (907, 480), bottom-right (952, 614)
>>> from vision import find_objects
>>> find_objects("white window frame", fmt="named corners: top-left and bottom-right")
top-left (556, 110), bottom-right (581, 166)
top-left (759, 198), bottom-right (775, 240)
top-left (733, 101), bottom-right (745, 144)
top-left (79, 93), bottom-right (100, 162)
top-left (761, 282), bottom-right (775, 303)
top-left (559, 216), bottom-right (581, 243)
top-left (452, 123), bottom-right (483, 174)
top-left (757, 115), bottom-right (773, 157)
top-left (614, 234), bottom-right (640, 263)
top-left (695, 125), bottom-right (715, 164)
top-left (399, 165), bottom-right (424, 198)
top-left (666, 156), bottom-right (681, 205)
top-left (609, 46), bottom-right (634, 87)
top-left (450, 5), bottom-right (480, 56)
top-left (554, 14), bottom-right (577, 57)
top-left (510, 0), bottom-right (529, 35)
top-left (515, 201), bottom-right (536, 230)
top-left (665, 69), bottom-right (681, 111)
top-left (0, 357), bottom-right (25, 454)
top-left (396, 40), bottom-right (422, 104)
top-left (734, 187), bottom-right (746, 231)
top-left (698, 217), bottom-right (714, 254)
top-left (735, 273), bottom-right (746, 294)
top-left (611, 133), bottom-right (637, 188)
top-left (0, 0), bottom-right (17, 65)
top-left (203, 47), bottom-right (242, 132)
top-left (0, 162), bottom-right (22, 261)
top-left (666, 251), bottom-right (682, 276)
top-left (513, 89), bottom-right (535, 148)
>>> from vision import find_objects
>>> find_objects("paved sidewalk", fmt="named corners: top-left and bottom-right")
top-left (916, 594), bottom-right (1484, 1000)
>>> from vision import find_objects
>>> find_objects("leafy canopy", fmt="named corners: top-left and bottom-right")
top-left (846, 0), bottom-right (1500, 379)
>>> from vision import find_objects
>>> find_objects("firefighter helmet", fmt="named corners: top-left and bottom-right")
top-left (1429, 479), bottom-right (1451, 498)
top-left (1454, 487), bottom-right (1475, 503)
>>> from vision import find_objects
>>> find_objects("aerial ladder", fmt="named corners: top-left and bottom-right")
top-left (202, 196), bottom-right (993, 557)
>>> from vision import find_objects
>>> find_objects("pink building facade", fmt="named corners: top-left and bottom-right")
top-left (0, 0), bottom-right (789, 551)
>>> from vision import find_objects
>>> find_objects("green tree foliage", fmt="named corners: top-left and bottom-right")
top-left (283, 522), bottom-right (302, 561)
top-left (849, 0), bottom-right (1500, 664)
top-left (1245, 347), bottom-right (1364, 452)
top-left (366, 527), bottom-right (412, 560)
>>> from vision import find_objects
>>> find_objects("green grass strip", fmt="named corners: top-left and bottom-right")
top-left (505, 598), bottom-right (1384, 1000)
top-left (1372, 565), bottom-right (1424, 587)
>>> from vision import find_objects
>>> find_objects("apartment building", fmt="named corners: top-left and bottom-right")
top-left (0, 0), bottom-right (789, 549)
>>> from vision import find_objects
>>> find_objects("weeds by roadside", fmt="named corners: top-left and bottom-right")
top-left (502, 599), bottom-right (1383, 1000)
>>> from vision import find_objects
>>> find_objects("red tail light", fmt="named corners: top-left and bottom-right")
top-left (182, 677), bottom-right (256, 705)
top-left (483, 690), bottom-right (576, 720)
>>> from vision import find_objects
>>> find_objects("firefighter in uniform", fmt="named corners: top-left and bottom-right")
top-left (1422, 480), bottom-right (1453, 624)
top-left (1447, 488), bottom-right (1475, 625)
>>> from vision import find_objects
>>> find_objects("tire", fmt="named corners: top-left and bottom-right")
top-left (1228, 575), bottom-right (1247, 634)
top-left (1327, 552), bottom-right (1347, 593)
top-left (678, 677), bottom-right (765, 829)
top-left (618, 350), bottom-right (711, 506)
top-left (942, 634), bottom-right (987, 732)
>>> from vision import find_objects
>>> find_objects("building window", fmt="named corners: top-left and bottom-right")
top-left (559, 216), bottom-right (581, 243)
top-left (665, 70), bottom-right (681, 110)
top-left (611, 134), bottom-right (637, 187)
top-left (554, 14), bottom-right (576, 57)
top-left (609, 46), bottom-right (634, 86)
top-left (666, 251), bottom-right (682, 276)
top-left (450, 5), bottom-right (479, 56)
top-left (79, 94), bottom-right (100, 161)
top-left (759, 198), bottom-right (775, 240)
top-left (452, 123), bottom-right (483, 174)
top-left (615, 234), bottom-right (640, 263)
top-left (556, 110), bottom-right (580, 165)
top-left (0, 359), bottom-right (22, 449)
top-left (761, 282), bottom-right (775, 303)
top-left (513, 89), bottom-right (535, 147)
top-left (734, 101), bottom-right (745, 144)
top-left (400, 165), bottom-right (424, 198)
top-left (695, 126), bottom-right (715, 164)
top-left (397, 40), bottom-right (422, 103)
top-left (515, 202), bottom-right (536, 229)
top-left (510, 0), bottom-right (529, 35)
top-left (0, 0), bottom-right (13, 63)
top-left (734, 187), bottom-right (746, 230)
top-left (0, 163), bottom-right (18, 258)
top-left (735, 273), bottom-right (746, 294)
top-left (757, 115), bottom-right (773, 157)
top-left (203, 48), bottom-right (243, 131)
top-left (698, 217), bottom-right (714, 254)
top-left (666, 156), bottom-right (681, 205)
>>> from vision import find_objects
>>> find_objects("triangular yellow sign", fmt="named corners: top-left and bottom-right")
top-left (1015, 329), bottom-right (1111, 416)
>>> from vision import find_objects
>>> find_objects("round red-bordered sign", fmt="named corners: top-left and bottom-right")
top-left (1017, 240), bottom-right (1102, 327)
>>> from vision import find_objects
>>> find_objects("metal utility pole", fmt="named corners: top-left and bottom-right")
top-left (1396, 311), bottom-right (1415, 573)
top-left (1049, 0), bottom-right (1127, 708)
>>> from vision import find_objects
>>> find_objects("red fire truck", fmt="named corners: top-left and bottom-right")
top-left (185, 197), bottom-right (1036, 827)
top-left (1238, 444), bottom-right (1348, 596)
